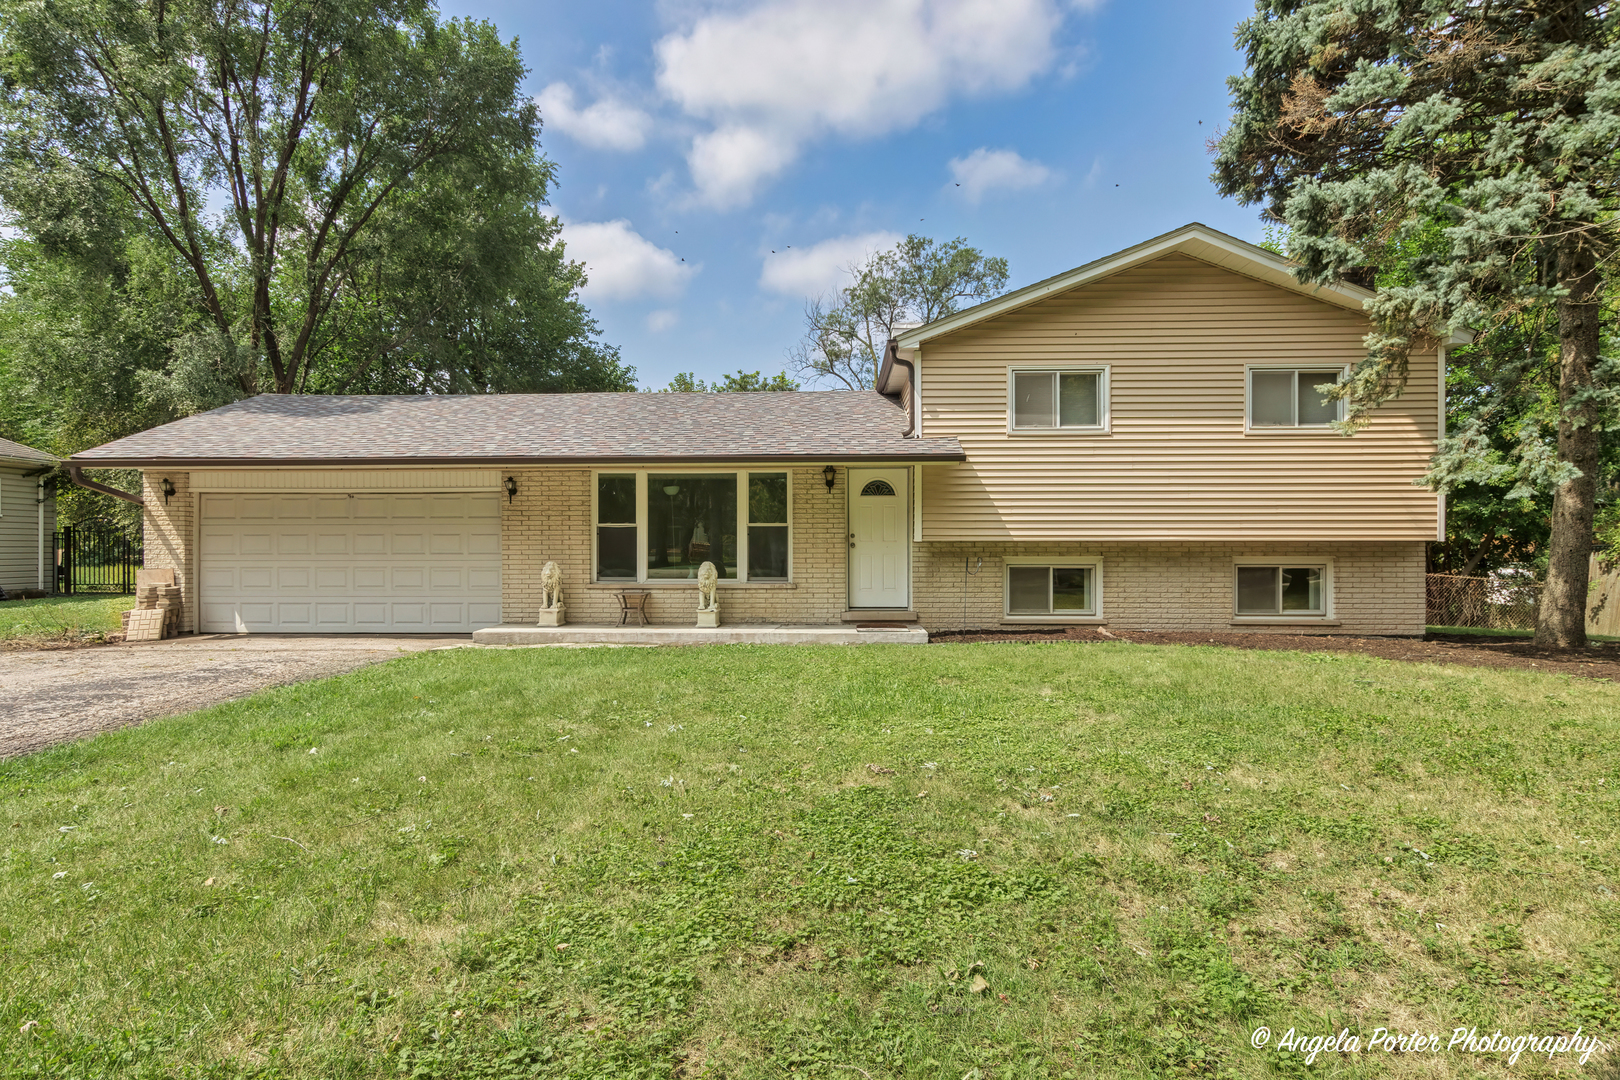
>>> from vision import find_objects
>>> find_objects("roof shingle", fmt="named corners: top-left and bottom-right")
top-left (70, 392), bottom-right (963, 466)
top-left (0, 436), bottom-right (56, 467)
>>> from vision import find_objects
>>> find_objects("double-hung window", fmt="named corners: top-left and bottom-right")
top-left (1247, 367), bottom-right (1345, 429)
top-left (594, 471), bottom-right (792, 583)
top-left (1009, 367), bottom-right (1108, 432)
top-left (1234, 563), bottom-right (1328, 617)
top-left (1004, 558), bottom-right (1101, 619)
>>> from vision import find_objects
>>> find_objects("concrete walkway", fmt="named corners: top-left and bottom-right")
top-left (0, 635), bottom-right (465, 759)
top-left (471, 623), bottom-right (929, 646)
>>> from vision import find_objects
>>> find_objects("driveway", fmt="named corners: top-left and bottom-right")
top-left (0, 635), bottom-right (468, 759)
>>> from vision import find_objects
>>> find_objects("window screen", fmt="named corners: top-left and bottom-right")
top-left (1250, 369), bottom-right (1343, 427)
top-left (1012, 370), bottom-right (1103, 429)
top-left (1007, 565), bottom-right (1095, 616)
top-left (1235, 565), bottom-right (1325, 615)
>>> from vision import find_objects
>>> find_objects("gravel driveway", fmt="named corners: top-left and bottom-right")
top-left (0, 635), bottom-right (467, 759)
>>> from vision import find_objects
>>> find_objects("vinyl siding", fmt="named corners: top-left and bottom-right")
top-left (0, 467), bottom-right (55, 593)
top-left (919, 253), bottom-right (1440, 541)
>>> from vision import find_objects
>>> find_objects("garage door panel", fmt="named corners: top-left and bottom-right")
top-left (201, 530), bottom-right (239, 556)
top-left (392, 567), bottom-right (425, 590)
top-left (354, 603), bottom-right (388, 626)
top-left (201, 489), bottom-right (500, 634)
top-left (277, 566), bottom-right (310, 589)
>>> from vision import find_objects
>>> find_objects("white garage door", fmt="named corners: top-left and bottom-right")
top-left (198, 492), bottom-right (502, 633)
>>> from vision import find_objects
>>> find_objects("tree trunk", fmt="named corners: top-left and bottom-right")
top-left (1535, 232), bottom-right (1602, 648)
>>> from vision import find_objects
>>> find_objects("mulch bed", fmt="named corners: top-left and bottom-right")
top-left (927, 626), bottom-right (1620, 680)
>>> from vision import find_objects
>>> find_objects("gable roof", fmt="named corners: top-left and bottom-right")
top-left (885, 223), bottom-right (1470, 384)
top-left (69, 391), bottom-right (964, 468)
top-left (0, 436), bottom-right (56, 469)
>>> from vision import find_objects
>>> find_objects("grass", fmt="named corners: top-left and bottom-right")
top-left (1427, 625), bottom-right (1620, 643)
top-left (1, 642), bottom-right (1617, 1079)
top-left (0, 593), bottom-right (132, 644)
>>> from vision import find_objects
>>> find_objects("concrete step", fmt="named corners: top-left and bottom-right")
top-left (471, 624), bottom-right (928, 646)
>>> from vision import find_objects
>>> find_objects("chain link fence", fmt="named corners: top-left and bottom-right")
top-left (1426, 572), bottom-right (1542, 631)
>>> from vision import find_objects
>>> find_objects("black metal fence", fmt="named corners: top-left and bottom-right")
top-left (54, 527), bottom-right (142, 595)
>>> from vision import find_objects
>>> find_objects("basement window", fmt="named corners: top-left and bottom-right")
top-left (1004, 561), bottom-right (1099, 618)
top-left (1234, 564), bottom-right (1327, 616)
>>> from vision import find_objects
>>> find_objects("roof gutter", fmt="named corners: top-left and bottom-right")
top-left (66, 449), bottom-right (966, 468)
top-left (69, 465), bottom-right (145, 507)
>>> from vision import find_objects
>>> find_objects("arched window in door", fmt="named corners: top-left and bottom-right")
top-left (860, 479), bottom-right (896, 497)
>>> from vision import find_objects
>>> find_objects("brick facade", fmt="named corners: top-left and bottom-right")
top-left (913, 540), bottom-right (1426, 636)
top-left (500, 466), bottom-right (852, 626)
top-left (141, 470), bottom-right (195, 633)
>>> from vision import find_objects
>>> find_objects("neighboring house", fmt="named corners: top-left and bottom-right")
top-left (0, 437), bottom-right (57, 598)
top-left (69, 224), bottom-right (1456, 637)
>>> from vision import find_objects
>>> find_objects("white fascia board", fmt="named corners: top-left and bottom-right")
top-left (894, 223), bottom-right (1375, 352)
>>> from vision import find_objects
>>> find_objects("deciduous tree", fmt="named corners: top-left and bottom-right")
top-left (790, 235), bottom-right (1007, 390)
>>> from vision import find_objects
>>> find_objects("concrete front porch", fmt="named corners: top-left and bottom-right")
top-left (471, 624), bottom-right (929, 646)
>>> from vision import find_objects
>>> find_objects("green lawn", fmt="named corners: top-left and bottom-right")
top-left (1, 643), bottom-right (1616, 1078)
top-left (0, 593), bottom-right (132, 644)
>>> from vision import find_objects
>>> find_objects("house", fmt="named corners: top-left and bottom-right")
top-left (0, 437), bottom-right (58, 599)
top-left (68, 224), bottom-right (1454, 637)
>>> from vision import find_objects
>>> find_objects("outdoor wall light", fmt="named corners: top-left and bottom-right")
top-left (504, 476), bottom-right (518, 503)
top-left (822, 465), bottom-right (836, 492)
top-left (160, 477), bottom-right (175, 504)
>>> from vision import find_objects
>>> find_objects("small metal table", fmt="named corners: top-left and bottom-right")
top-left (615, 589), bottom-right (651, 626)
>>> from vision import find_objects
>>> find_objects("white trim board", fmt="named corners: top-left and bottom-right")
top-left (190, 469), bottom-right (502, 492)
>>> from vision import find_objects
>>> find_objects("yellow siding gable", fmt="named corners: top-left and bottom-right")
top-left (919, 253), bottom-right (1440, 541)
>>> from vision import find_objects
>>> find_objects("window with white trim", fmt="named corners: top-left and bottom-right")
top-left (1009, 368), bottom-right (1107, 431)
top-left (1248, 367), bottom-right (1345, 428)
top-left (594, 471), bottom-right (791, 583)
top-left (1234, 564), bottom-right (1327, 616)
top-left (1005, 562), bottom-right (1098, 617)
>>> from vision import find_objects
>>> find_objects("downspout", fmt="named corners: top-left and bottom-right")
top-left (68, 465), bottom-right (145, 506)
top-left (36, 478), bottom-right (44, 593)
top-left (884, 338), bottom-right (916, 437)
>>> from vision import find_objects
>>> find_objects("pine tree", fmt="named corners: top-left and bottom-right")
top-left (1214, 0), bottom-right (1620, 648)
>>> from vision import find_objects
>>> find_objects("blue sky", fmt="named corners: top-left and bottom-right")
top-left (437, 0), bottom-right (1265, 390)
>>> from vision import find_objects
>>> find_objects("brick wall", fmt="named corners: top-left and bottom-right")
top-left (913, 540), bottom-right (1427, 636)
top-left (141, 471), bottom-right (195, 632)
top-left (500, 466), bottom-right (851, 626)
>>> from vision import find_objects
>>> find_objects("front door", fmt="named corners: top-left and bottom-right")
top-left (848, 467), bottom-right (910, 609)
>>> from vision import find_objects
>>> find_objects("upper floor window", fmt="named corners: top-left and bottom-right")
top-left (1248, 367), bottom-right (1345, 429)
top-left (1008, 367), bottom-right (1108, 433)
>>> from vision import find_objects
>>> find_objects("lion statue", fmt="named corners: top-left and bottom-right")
top-left (539, 560), bottom-right (563, 610)
top-left (696, 560), bottom-right (719, 612)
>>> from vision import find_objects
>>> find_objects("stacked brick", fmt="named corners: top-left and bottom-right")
top-left (121, 581), bottom-right (183, 640)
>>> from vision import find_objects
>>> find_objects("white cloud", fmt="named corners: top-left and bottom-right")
top-left (947, 147), bottom-right (1054, 202)
top-left (646, 309), bottom-right (680, 332)
top-left (536, 83), bottom-right (654, 152)
top-left (759, 231), bottom-right (903, 298)
top-left (562, 219), bottom-right (695, 301)
top-left (656, 0), bottom-right (1074, 208)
